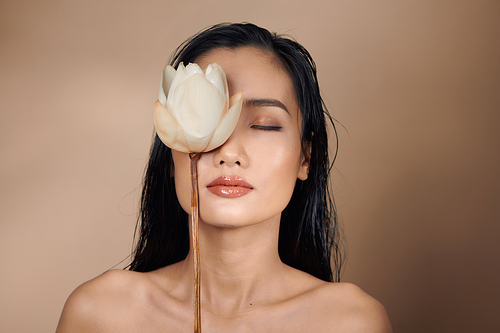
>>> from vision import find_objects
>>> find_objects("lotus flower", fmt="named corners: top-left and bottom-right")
top-left (154, 62), bottom-right (243, 153)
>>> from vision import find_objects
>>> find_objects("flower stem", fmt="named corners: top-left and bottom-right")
top-left (189, 153), bottom-right (201, 333)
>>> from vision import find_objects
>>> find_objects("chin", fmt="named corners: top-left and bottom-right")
top-left (199, 207), bottom-right (281, 231)
top-left (201, 220), bottom-right (241, 229)
top-left (199, 211), bottom-right (255, 229)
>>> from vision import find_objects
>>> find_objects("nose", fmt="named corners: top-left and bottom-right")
top-left (212, 130), bottom-right (249, 168)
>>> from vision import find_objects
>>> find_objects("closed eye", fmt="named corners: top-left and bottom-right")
top-left (251, 125), bottom-right (282, 131)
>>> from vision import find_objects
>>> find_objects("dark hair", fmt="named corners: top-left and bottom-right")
top-left (130, 23), bottom-right (344, 282)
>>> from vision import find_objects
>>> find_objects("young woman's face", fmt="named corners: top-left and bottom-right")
top-left (172, 46), bottom-right (309, 228)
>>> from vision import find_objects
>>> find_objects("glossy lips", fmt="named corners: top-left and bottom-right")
top-left (207, 176), bottom-right (253, 197)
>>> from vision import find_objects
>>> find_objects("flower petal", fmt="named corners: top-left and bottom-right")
top-left (158, 65), bottom-right (177, 107)
top-left (154, 62), bottom-right (242, 153)
top-left (185, 63), bottom-right (204, 76)
top-left (204, 63), bottom-right (227, 100)
top-left (171, 74), bottom-right (226, 151)
top-left (153, 100), bottom-right (190, 153)
top-left (205, 63), bottom-right (214, 75)
top-left (166, 63), bottom-right (188, 108)
top-left (204, 91), bottom-right (243, 151)
top-left (172, 74), bottom-right (226, 133)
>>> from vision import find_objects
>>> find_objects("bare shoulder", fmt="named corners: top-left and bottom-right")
top-left (280, 267), bottom-right (392, 332)
top-left (55, 270), bottom-right (151, 333)
top-left (315, 282), bottom-right (393, 333)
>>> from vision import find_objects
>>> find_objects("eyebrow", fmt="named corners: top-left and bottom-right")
top-left (244, 98), bottom-right (290, 115)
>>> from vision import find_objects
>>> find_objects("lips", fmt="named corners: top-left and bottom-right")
top-left (207, 176), bottom-right (253, 197)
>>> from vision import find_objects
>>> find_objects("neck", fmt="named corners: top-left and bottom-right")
top-left (178, 216), bottom-right (287, 313)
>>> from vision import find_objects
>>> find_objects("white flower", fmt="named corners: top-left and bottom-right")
top-left (154, 62), bottom-right (243, 153)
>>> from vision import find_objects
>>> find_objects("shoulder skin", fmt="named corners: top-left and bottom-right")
top-left (55, 270), bottom-right (151, 333)
top-left (320, 282), bottom-right (393, 333)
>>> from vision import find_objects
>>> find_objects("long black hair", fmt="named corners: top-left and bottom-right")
top-left (130, 23), bottom-right (344, 282)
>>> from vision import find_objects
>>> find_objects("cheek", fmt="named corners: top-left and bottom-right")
top-left (256, 139), bottom-right (303, 190)
top-left (272, 136), bottom-right (303, 170)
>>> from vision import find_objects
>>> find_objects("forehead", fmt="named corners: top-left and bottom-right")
top-left (195, 47), bottom-right (299, 115)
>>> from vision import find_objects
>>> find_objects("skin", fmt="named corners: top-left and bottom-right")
top-left (56, 47), bottom-right (392, 333)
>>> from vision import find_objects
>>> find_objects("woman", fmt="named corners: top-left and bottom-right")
top-left (57, 23), bottom-right (392, 332)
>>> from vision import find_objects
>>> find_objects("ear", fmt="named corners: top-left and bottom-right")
top-left (297, 141), bottom-right (311, 181)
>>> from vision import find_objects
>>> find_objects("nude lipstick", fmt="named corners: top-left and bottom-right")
top-left (206, 176), bottom-right (253, 197)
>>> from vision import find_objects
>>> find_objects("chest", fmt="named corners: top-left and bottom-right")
top-left (131, 302), bottom-right (329, 333)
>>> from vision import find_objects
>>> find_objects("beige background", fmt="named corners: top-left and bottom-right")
top-left (1, 0), bottom-right (499, 332)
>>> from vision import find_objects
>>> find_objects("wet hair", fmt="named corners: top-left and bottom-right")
top-left (130, 23), bottom-right (344, 282)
